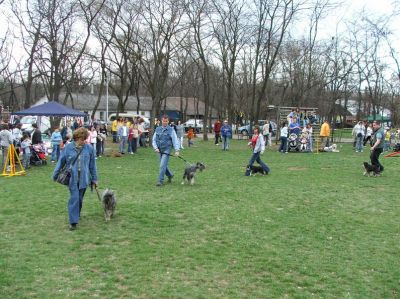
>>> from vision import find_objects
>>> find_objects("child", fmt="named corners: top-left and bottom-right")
top-left (279, 122), bottom-right (288, 153)
top-left (20, 134), bottom-right (32, 169)
top-left (383, 127), bottom-right (391, 151)
top-left (50, 128), bottom-right (62, 162)
top-left (187, 126), bottom-right (194, 147)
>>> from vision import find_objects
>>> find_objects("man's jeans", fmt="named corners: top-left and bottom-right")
top-left (222, 136), bottom-right (230, 150)
top-left (355, 136), bottom-right (363, 152)
top-left (158, 153), bottom-right (173, 183)
top-left (119, 136), bottom-right (127, 153)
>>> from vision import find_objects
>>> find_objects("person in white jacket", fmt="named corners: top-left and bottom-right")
top-left (245, 126), bottom-right (270, 176)
top-left (352, 121), bottom-right (365, 152)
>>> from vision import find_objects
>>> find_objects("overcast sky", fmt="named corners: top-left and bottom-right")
top-left (1, 0), bottom-right (398, 66)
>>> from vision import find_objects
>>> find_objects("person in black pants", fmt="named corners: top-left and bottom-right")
top-left (370, 120), bottom-right (385, 175)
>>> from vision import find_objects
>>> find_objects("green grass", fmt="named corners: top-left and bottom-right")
top-left (1, 139), bottom-right (399, 298)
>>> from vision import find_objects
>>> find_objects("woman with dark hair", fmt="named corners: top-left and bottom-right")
top-left (52, 127), bottom-right (98, 230)
top-left (245, 126), bottom-right (270, 176)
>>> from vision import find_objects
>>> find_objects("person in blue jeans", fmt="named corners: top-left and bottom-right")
top-left (52, 127), bottom-right (97, 231)
top-left (220, 119), bottom-right (232, 151)
top-left (245, 126), bottom-right (270, 176)
top-left (50, 127), bottom-right (62, 162)
top-left (279, 122), bottom-right (288, 153)
top-left (152, 115), bottom-right (180, 186)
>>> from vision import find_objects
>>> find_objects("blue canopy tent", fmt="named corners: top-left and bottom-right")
top-left (13, 101), bottom-right (86, 117)
top-left (12, 101), bottom-right (87, 133)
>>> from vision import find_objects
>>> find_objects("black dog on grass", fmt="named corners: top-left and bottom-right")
top-left (363, 162), bottom-right (380, 177)
top-left (246, 165), bottom-right (268, 176)
top-left (182, 162), bottom-right (206, 185)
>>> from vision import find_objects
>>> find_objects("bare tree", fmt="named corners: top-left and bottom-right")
top-left (184, 0), bottom-right (215, 139)
top-left (247, 0), bottom-right (299, 122)
top-left (138, 0), bottom-right (187, 127)
top-left (211, 0), bottom-right (247, 122)
top-left (100, 0), bottom-right (141, 115)
top-left (12, 0), bottom-right (104, 103)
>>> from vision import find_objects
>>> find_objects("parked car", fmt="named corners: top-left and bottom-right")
top-left (183, 119), bottom-right (204, 133)
top-left (20, 116), bottom-right (51, 135)
top-left (238, 120), bottom-right (277, 136)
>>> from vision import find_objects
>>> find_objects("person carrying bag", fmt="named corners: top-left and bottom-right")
top-left (52, 127), bottom-right (98, 231)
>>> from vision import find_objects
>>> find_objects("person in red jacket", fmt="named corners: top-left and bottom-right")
top-left (213, 119), bottom-right (222, 145)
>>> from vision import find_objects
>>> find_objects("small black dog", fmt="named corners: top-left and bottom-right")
top-left (363, 162), bottom-right (380, 177)
top-left (182, 162), bottom-right (206, 185)
top-left (102, 189), bottom-right (116, 221)
top-left (246, 165), bottom-right (268, 176)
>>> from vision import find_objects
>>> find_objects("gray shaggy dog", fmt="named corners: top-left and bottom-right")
top-left (102, 188), bottom-right (116, 221)
top-left (182, 162), bottom-right (206, 185)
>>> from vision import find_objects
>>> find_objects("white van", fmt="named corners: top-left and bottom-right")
top-left (108, 113), bottom-right (150, 130)
top-left (20, 116), bottom-right (51, 134)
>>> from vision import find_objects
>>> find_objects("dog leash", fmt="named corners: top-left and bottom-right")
top-left (91, 182), bottom-right (102, 201)
top-left (159, 151), bottom-right (192, 165)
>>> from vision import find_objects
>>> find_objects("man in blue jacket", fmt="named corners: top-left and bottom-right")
top-left (152, 115), bottom-right (180, 186)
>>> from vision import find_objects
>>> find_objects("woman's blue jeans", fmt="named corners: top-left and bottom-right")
top-left (51, 144), bottom-right (60, 161)
top-left (247, 152), bottom-right (270, 174)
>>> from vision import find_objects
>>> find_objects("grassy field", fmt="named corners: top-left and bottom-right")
top-left (1, 139), bottom-right (399, 298)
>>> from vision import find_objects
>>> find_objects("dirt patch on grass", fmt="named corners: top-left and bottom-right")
top-left (287, 167), bottom-right (307, 171)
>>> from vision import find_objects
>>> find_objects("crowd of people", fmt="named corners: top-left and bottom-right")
top-left (351, 120), bottom-right (400, 153)
top-left (110, 116), bottom-right (150, 155)
top-left (1, 112), bottom-right (398, 231)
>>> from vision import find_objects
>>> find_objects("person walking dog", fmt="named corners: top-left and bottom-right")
top-left (245, 126), bottom-right (270, 176)
top-left (52, 127), bottom-right (98, 231)
top-left (152, 115), bottom-right (180, 186)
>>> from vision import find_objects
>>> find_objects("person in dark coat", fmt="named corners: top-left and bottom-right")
top-left (31, 123), bottom-right (42, 145)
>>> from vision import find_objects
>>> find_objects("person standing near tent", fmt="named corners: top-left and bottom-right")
top-left (0, 123), bottom-right (13, 171)
top-left (50, 127), bottom-right (62, 162)
top-left (31, 123), bottom-right (42, 145)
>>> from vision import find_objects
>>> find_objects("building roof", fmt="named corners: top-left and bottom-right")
top-left (59, 93), bottom-right (217, 117)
